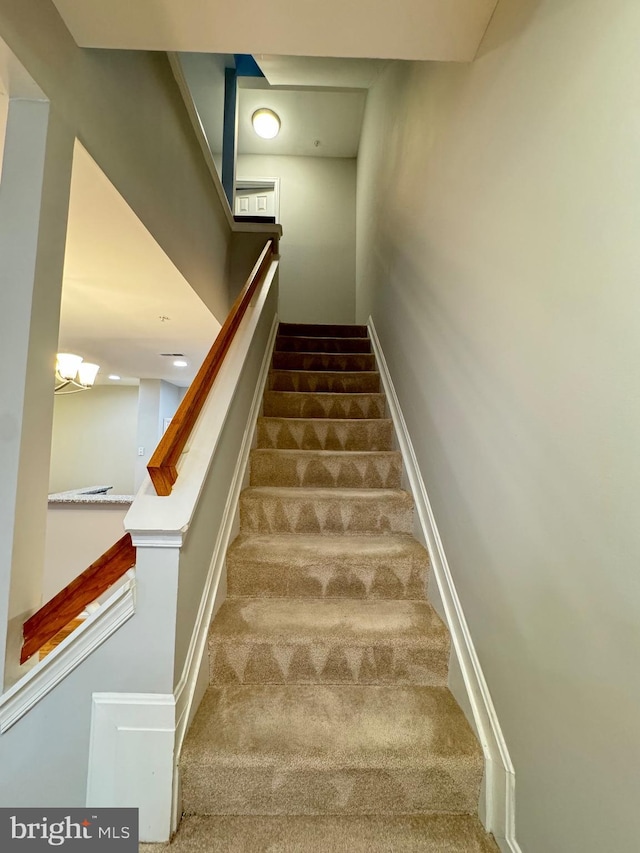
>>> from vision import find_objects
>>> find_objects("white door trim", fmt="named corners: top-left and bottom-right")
top-left (235, 176), bottom-right (281, 223)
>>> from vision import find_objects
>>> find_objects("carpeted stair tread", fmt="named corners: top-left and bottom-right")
top-left (272, 351), bottom-right (376, 372)
top-left (256, 417), bottom-right (394, 451)
top-left (210, 598), bottom-right (446, 646)
top-left (141, 813), bottom-right (499, 852)
top-left (278, 323), bottom-right (369, 338)
top-left (209, 598), bottom-right (449, 685)
top-left (263, 391), bottom-right (386, 419)
top-left (275, 335), bottom-right (372, 353)
top-left (269, 370), bottom-right (381, 393)
top-left (183, 685), bottom-right (481, 770)
top-left (181, 684), bottom-right (483, 815)
top-left (249, 449), bottom-right (402, 489)
top-left (174, 321), bottom-right (489, 844)
top-left (239, 487), bottom-right (414, 535)
top-left (226, 533), bottom-right (430, 599)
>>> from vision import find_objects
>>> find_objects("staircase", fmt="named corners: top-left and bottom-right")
top-left (164, 323), bottom-right (499, 851)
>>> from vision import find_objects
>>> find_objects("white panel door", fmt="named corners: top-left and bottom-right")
top-left (235, 186), bottom-right (276, 217)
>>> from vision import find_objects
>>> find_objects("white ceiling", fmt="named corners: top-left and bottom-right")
top-left (59, 143), bottom-right (220, 388)
top-left (238, 88), bottom-right (366, 158)
top-left (255, 56), bottom-right (388, 90)
top-left (50, 0), bottom-right (498, 62)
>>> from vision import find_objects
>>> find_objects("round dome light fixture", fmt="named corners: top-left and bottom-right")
top-left (252, 108), bottom-right (281, 140)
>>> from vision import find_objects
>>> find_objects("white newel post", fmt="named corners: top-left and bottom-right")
top-left (86, 542), bottom-right (182, 843)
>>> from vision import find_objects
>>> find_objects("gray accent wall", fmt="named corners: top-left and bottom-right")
top-left (237, 154), bottom-right (356, 324)
top-left (356, 1), bottom-right (640, 851)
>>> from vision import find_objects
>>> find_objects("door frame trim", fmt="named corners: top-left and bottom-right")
top-left (235, 175), bottom-right (281, 223)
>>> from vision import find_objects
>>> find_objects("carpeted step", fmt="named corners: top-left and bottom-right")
top-left (239, 487), bottom-right (414, 536)
top-left (263, 391), bottom-right (386, 419)
top-left (278, 323), bottom-right (369, 338)
top-left (249, 449), bottom-right (402, 489)
top-left (140, 813), bottom-right (499, 852)
top-left (269, 370), bottom-right (380, 393)
top-left (272, 351), bottom-right (376, 372)
top-left (209, 598), bottom-right (449, 686)
top-left (275, 335), bottom-right (372, 353)
top-left (180, 684), bottom-right (483, 816)
top-left (256, 417), bottom-right (394, 451)
top-left (226, 534), bottom-right (430, 600)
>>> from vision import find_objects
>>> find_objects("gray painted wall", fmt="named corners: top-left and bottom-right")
top-left (356, 1), bottom-right (640, 851)
top-left (237, 154), bottom-right (356, 323)
top-left (0, 0), bottom-right (232, 321)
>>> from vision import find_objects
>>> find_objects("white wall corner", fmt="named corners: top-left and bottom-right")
top-left (87, 692), bottom-right (176, 844)
top-left (170, 312), bottom-right (280, 832)
top-left (367, 317), bottom-right (520, 853)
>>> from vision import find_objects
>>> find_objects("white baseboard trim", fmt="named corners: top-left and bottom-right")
top-left (87, 691), bottom-right (176, 843)
top-left (0, 572), bottom-right (136, 734)
top-left (368, 318), bottom-right (520, 853)
top-left (170, 312), bottom-right (280, 832)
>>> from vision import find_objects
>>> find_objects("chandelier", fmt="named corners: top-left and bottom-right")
top-left (55, 353), bottom-right (100, 394)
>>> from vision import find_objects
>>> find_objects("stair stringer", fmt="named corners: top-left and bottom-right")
top-left (170, 313), bottom-right (280, 834)
top-left (367, 317), bottom-right (522, 853)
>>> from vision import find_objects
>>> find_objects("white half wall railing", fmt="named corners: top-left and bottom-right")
top-left (105, 254), bottom-right (279, 840)
top-left (0, 249), bottom-right (279, 844)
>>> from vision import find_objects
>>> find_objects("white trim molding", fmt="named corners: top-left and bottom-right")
top-left (171, 312), bottom-right (280, 832)
top-left (236, 176), bottom-right (281, 224)
top-left (87, 691), bottom-right (176, 843)
top-left (368, 318), bottom-right (521, 853)
top-left (129, 532), bottom-right (186, 549)
top-left (0, 572), bottom-right (136, 734)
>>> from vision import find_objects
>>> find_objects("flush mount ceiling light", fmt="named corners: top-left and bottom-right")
top-left (173, 359), bottom-right (188, 368)
top-left (252, 108), bottom-right (281, 140)
top-left (55, 353), bottom-right (100, 394)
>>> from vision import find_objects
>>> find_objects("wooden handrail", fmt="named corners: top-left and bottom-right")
top-left (21, 533), bottom-right (136, 664)
top-left (147, 239), bottom-right (276, 495)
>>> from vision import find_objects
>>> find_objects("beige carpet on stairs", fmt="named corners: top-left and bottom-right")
top-left (144, 323), bottom-right (499, 852)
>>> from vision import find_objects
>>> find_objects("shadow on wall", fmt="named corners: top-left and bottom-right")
top-left (476, 0), bottom-right (548, 59)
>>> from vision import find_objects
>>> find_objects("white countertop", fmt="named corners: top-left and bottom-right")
top-left (48, 485), bottom-right (134, 505)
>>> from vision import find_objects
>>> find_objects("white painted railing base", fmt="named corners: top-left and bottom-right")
top-left (170, 313), bottom-right (280, 833)
top-left (87, 692), bottom-right (176, 843)
top-left (82, 269), bottom-right (278, 843)
top-left (368, 318), bottom-right (522, 853)
top-left (84, 313), bottom-right (279, 844)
